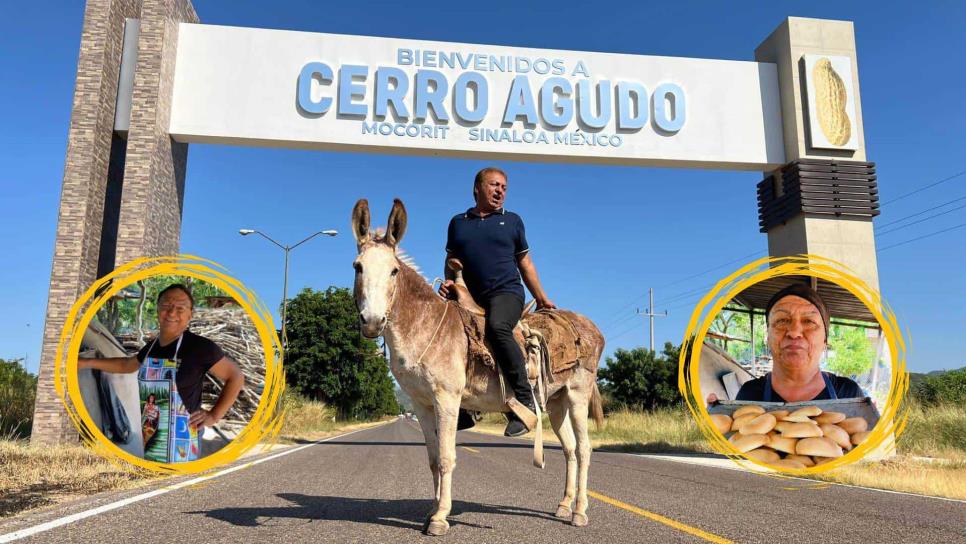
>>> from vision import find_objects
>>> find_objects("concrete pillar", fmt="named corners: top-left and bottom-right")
top-left (32, 0), bottom-right (196, 444)
top-left (755, 17), bottom-right (879, 290)
top-left (115, 0), bottom-right (197, 264)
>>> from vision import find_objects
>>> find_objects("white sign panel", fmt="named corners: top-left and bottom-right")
top-left (802, 54), bottom-right (858, 151)
top-left (169, 24), bottom-right (786, 170)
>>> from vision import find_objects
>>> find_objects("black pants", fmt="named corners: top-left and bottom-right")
top-left (483, 293), bottom-right (530, 402)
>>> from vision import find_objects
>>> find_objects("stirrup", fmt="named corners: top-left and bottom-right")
top-left (505, 397), bottom-right (537, 431)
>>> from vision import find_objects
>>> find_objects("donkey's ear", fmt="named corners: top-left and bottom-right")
top-left (386, 198), bottom-right (408, 247)
top-left (351, 199), bottom-right (371, 248)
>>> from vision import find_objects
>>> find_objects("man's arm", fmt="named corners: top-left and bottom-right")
top-left (517, 253), bottom-right (556, 309)
top-left (77, 356), bottom-right (139, 374)
top-left (438, 256), bottom-right (456, 298)
top-left (190, 356), bottom-right (245, 427)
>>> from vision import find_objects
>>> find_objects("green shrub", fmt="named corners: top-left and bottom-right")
top-left (0, 359), bottom-right (37, 439)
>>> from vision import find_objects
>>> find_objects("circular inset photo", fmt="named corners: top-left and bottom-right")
top-left (699, 275), bottom-right (891, 470)
top-left (76, 275), bottom-right (265, 464)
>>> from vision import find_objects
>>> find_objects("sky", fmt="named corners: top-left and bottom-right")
top-left (1, 1), bottom-right (964, 376)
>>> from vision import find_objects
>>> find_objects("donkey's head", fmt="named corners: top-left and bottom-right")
top-left (351, 198), bottom-right (408, 338)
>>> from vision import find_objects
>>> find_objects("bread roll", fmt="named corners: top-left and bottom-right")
top-left (746, 448), bottom-right (781, 463)
top-left (768, 435), bottom-right (799, 454)
top-left (774, 421), bottom-right (793, 433)
top-left (785, 454), bottom-right (815, 467)
top-left (729, 433), bottom-right (769, 453)
top-left (797, 437), bottom-right (844, 458)
top-left (710, 414), bottom-right (732, 434)
top-left (820, 423), bottom-right (852, 450)
top-left (813, 455), bottom-right (837, 466)
top-left (767, 410), bottom-right (790, 420)
top-left (739, 413), bottom-right (777, 435)
top-left (838, 417), bottom-right (869, 434)
top-left (814, 411), bottom-right (846, 424)
top-left (780, 422), bottom-right (824, 438)
top-left (851, 430), bottom-right (871, 446)
top-left (782, 406), bottom-right (823, 422)
top-left (731, 414), bottom-right (757, 432)
top-left (733, 405), bottom-right (766, 419)
top-left (770, 459), bottom-right (807, 470)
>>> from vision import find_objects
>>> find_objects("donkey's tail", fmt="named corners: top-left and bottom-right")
top-left (590, 382), bottom-right (605, 430)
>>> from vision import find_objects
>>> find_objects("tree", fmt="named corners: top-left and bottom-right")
top-left (284, 287), bottom-right (399, 418)
top-left (825, 324), bottom-right (875, 377)
top-left (0, 358), bottom-right (37, 439)
top-left (598, 342), bottom-right (681, 410)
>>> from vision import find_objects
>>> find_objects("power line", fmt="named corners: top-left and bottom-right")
top-left (880, 169), bottom-right (966, 206)
top-left (877, 203), bottom-right (966, 236)
top-left (878, 222), bottom-right (966, 251)
top-left (597, 249), bottom-right (765, 329)
top-left (878, 195), bottom-right (966, 229)
top-left (657, 249), bottom-right (766, 290)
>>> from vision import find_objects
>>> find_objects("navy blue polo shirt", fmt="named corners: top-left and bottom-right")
top-left (446, 207), bottom-right (528, 301)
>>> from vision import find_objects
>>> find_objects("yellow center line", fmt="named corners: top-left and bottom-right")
top-left (588, 490), bottom-right (734, 544)
top-left (460, 446), bottom-right (480, 453)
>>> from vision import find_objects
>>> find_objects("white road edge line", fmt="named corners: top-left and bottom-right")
top-left (0, 424), bottom-right (385, 543)
top-left (635, 453), bottom-right (966, 504)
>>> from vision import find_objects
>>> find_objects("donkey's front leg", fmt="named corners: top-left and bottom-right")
top-left (425, 391), bottom-right (460, 536)
top-left (411, 403), bottom-right (441, 519)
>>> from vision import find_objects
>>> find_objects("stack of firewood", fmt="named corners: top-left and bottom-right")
top-left (190, 308), bottom-right (266, 432)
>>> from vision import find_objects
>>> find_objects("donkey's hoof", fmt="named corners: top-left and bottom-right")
top-left (571, 512), bottom-right (589, 527)
top-left (555, 505), bottom-right (572, 519)
top-left (425, 519), bottom-right (450, 536)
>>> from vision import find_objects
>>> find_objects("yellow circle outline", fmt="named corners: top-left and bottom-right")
top-left (54, 255), bottom-right (285, 474)
top-left (678, 254), bottom-right (909, 475)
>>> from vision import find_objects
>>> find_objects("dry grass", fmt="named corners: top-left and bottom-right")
top-left (276, 392), bottom-right (392, 443)
top-left (813, 457), bottom-right (966, 500)
top-left (0, 439), bottom-right (160, 518)
top-left (890, 402), bottom-right (966, 461)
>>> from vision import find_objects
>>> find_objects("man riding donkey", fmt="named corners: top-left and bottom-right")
top-left (438, 166), bottom-right (555, 437)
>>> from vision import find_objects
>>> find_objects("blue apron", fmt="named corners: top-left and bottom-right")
top-left (763, 371), bottom-right (837, 403)
top-left (138, 335), bottom-right (200, 463)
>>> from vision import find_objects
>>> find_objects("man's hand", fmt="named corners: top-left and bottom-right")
top-left (438, 279), bottom-right (455, 299)
top-left (537, 298), bottom-right (557, 310)
top-left (189, 409), bottom-right (218, 429)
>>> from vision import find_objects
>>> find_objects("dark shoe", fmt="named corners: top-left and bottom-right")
top-left (457, 409), bottom-right (478, 431)
top-left (504, 412), bottom-right (529, 437)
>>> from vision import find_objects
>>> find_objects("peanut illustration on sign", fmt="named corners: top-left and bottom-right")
top-left (813, 58), bottom-right (851, 146)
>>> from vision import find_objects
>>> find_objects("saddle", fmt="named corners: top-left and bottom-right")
top-left (445, 258), bottom-right (590, 406)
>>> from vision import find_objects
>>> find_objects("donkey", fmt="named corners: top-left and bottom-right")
top-left (352, 198), bottom-right (604, 536)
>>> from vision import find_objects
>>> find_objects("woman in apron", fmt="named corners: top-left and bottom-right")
top-left (79, 283), bottom-right (246, 462)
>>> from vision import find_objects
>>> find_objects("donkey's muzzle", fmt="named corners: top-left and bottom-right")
top-left (359, 313), bottom-right (386, 338)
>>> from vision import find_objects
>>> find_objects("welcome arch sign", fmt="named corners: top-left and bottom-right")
top-left (34, 0), bottom-right (878, 444)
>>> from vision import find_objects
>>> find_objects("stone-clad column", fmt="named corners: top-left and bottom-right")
top-left (115, 0), bottom-right (197, 264)
top-left (32, 0), bottom-right (197, 444)
top-left (32, 0), bottom-right (140, 444)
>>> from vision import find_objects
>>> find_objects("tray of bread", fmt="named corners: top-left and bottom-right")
top-left (706, 398), bottom-right (880, 469)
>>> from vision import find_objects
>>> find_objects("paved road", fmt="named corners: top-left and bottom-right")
top-left (2, 419), bottom-right (964, 543)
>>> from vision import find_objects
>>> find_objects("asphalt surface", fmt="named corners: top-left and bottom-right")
top-left (2, 419), bottom-right (964, 543)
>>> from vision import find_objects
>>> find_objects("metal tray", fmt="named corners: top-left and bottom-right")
top-left (707, 397), bottom-right (881, 429)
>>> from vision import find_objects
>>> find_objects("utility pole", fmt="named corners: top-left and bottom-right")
top-left (638, 288), bottom-right (668, 352)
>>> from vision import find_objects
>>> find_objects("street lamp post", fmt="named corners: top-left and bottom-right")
top-left (239, 228), bottom-right (338, 353)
